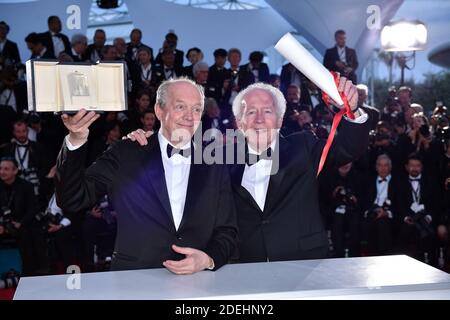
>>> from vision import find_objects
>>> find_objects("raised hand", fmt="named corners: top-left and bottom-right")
top-left (61, 109), bottom-right (100, 146)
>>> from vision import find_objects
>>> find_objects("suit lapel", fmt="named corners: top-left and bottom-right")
top-left (142, 133), bottom-right (175, 231)
top-left (177, 153), bottom-right (206, 231)
top-left (263, 136), bottom-right (289, 216)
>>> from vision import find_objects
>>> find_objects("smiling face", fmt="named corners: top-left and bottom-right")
top-left (237, 89), bottom-right (282, 151)
top-left (155, 82), bottom-right (203, 146)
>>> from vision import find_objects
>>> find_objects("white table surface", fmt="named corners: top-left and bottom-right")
top-left (13, 255), bottom-right (450, 300)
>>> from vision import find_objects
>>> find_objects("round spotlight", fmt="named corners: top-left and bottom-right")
top-left (381, 20), bottom-right (427, 52)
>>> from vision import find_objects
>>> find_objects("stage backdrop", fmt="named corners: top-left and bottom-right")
top-left (0, 0), bottom-right (91, 63)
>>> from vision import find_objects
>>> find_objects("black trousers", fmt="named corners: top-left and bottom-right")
top-left (366, 217), bottom-right (394, 255)
top-left (330, 209), bottom-right (361, 257)
top-left (48, 226), bottom-right (74, 272)
top-left (397, 223), bottom-right (435, 262)
top-left (82, 215), bottom-right (117, 272)
top-left (16, 226), bottom-right (49, 276)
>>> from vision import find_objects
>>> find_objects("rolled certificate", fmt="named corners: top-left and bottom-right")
top-left (275, 32), bottom-right (344, 106)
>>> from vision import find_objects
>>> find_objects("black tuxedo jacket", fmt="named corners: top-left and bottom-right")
top-left (0, 140), bottom-right (49, 179)
top-left (152, 65), bottom-right (183, 86)
top-left (323, 46), bottom-right (359, 83)
top-left (30, 49), bottom-right (54, 60)
top-left (40, 31), bottom-right (71, 58)
top-left (83, 44), bottom-right (103, 62)
top-left (241, 62), bottom-right (270, 83)
top-left (155, 49), bottom-right (184, 69)
top-left (55, 133), bottom-right (238, 271)
top-left (397, 174), bottom-right (438, 219)
top-left (208, 65), bottom-right (229, 89)
top-left (0, 39), bottom-right (21, 64)
top-left (0, 178), bottom-right (37, 227)
top-left (280, 63), bottom-right (305, 94)
top-left (361, 175), bottom-right (401, 221)
top-left (227, 118), bottom-right (370, 263)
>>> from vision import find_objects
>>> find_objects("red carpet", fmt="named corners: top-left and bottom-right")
top-left (0, 288), bottom-right (15, 300)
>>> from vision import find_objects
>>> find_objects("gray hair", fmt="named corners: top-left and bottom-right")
top-left (71, 34), bottom-right (87, 47)
top-left (193, 61), bottom-right (208, 76)
top-left (156, 77), bottom-right (205, 110)
top-left (113, 37), bottom-right (126, 45)
top-left (376, 154), bottom-right (392, 168)
top-left (356, 84), bottom-right (368, 96)
top-left (232, 82), bottom-right (286, 121)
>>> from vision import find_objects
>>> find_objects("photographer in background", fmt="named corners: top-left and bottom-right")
top-left (82, 195), bottom-right (117, 272)
top-left (361, 154), bottom-right (400, 255)
top-left (0, 157), bottom-right (49, 276)
top-left (321, 162), bottom-right (362, 258)
top-left (39, 193), bottom-right (73, 273)
top-left (408, 113), bottom-right (432, 154)
top-left (397, 154), bottom-right (437, 263)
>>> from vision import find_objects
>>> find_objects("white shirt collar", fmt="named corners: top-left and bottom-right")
top-left (158, 130), bottom-right (191, 160)
top-left (409, 174), bottom-right (422, 180)
top-left (377, 174), bottom-right (391, 182)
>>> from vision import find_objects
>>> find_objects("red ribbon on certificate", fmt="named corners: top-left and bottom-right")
top-left (317, 71), bottom-right (355, 176)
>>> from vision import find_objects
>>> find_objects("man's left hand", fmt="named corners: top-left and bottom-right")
top-left (329, 74), bottom-right (358, 112)
top-left (48, 224), bottom-right (63, 233)
top-left (11, 221), bottom-right (21, 229)
top-left (163, 245), bottom-right (214, 275)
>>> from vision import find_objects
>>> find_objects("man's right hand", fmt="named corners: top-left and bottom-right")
top-left (123, 129), bottom-right (153, 146)
top-left (61, 109), bottom-right (100, 146)
top-left (90, 206), bottom-right (102, 219)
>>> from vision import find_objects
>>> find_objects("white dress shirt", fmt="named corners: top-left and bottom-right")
top-left (337, 46), bottom-right (347, 63)
top-left (48, 193), bottom-right (71, 227)
top-left (408, 174), bottom-right (432, 222)
top-left (164, 65), bottom-right (176, 80)
top-left (140, 63), bottom-right (152, 81)
top-left (241, 140), bottom-right (277, 212)
top-left (158, 131), bottom-right (191, 230)
top-left (51, 32), bottom-right (65, 57)
top-left (375, 174), bottom-right (391, 207)
top-left (374, 174), bottom-right (393, 219)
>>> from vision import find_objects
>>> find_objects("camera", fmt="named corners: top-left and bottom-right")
top-left (0, 269), bottom-right (20, 289)
top-left (435, 126), bottom-right (450, 145)
top-left (98, 196), bottom-right (116, 225)
top-left (35, 208), bottom-right (63, 231)
top-left (335, 187), bottom-right (357, 209)
top-left (410, 211), bottom-right (435, 239)
top-left (0, 206), bottom-right (16, 236)
top-left (20, 167), bottom-right (40, 196)
top-left (366, 200), bottom-right (391, 220)
top-left (419, 124), bottom-right (431, 138)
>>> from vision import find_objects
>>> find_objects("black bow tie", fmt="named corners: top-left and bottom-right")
top-left (16, 144), bottom-right (28, 148)
top-left (378, 178), bottom-right (387, 183)
top-left (245, 148), bottom-right (273, 166)
top-left (166, 144), bottom-right (190, 159)
top-left (409, 177), bottom-right (420, 182)
top-left (53, 33), bottom-right (62, 38)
